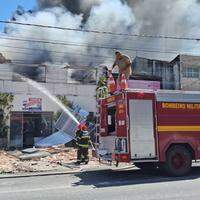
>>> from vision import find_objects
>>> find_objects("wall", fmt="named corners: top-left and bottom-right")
top-left (0, 64), bottom-right (97, 112)
top-left (180, 55), bottom-right (200, 91)
top-left (133, 57), bottom-right (176, 89)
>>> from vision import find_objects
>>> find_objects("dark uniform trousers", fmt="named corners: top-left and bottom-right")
top-left (77, 146), bottom-right (89, 163)
top-left (76, 130), bottom-right (90, 163)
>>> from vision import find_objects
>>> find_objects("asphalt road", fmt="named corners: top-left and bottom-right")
top-left (1, 165), bottom-right (200, 200)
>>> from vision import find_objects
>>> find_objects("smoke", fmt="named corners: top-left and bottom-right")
top-left (1, 0), bottom-right (135, 68)
top-left (38, 0), bottom-right (103, 14)
top-left (1, 0), bottom-right (200, 82)
top-left (127, 0), bottom-right (200, 58)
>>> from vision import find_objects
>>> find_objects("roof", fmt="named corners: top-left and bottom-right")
top-left (156, 90), bottom-right (200, 102)
top-left (133, 56), bottom-right (171, 63)
top-left (169, 54), bottom-right (200, 65)
top-left (170, 55), bottom-right (180, 64)
top-left (125, 89), bottom-right (200, 103)
top-left (0, 53), bottom-right (11, 64)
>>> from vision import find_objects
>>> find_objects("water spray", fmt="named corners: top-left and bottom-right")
top-left (14, 73), bottom-right (79, 125)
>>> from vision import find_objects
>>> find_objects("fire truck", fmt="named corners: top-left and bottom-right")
top-left (98, 89), bottom-right (200, 176)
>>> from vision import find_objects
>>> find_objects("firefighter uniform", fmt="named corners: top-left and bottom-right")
top-left (75, 129), bottom-right (90, 165)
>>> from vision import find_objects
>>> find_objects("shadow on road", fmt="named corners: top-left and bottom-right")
top-left (73, 166), bottom-right (200, 188)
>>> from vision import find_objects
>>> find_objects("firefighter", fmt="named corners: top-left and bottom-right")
top-left (75, 123), bottom-right (90, 165)
top-left (111, 51), bottom-right (132, 80)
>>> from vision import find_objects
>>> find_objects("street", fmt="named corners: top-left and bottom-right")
top-left (1, 165), bottom-right (200, 200)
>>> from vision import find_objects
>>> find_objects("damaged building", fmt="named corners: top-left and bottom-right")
top-left (132, 56), bottom-right (180, 90)
top-left (1, 53), bottom-right (200, 149)
top-left (133, 54), bottom-right (200, 91)
top-left (0, 61), bottom-right (97, 149)
top-left (170, 54), bottom-right (200, 91)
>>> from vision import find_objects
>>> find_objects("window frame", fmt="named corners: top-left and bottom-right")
top-left (183, 67), bottom-right (199, 78)
top-left (12, 65), bottom-right (46, 82)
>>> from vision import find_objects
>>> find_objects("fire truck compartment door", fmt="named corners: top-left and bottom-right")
top-left (129, 100), bottom-right (156, 159)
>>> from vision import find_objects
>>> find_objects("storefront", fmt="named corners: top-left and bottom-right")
top-left (10, 112), bottom-right (53, 148)
top-left (8, 95), bottom-right (57, 148)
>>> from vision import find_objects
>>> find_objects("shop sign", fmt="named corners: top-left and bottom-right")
top-left (22, 98), bottom-right (42, 111)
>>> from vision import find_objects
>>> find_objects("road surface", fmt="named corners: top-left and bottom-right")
top-left (0, 166), bottom-right (200, 200)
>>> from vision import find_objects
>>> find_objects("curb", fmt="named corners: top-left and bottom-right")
top-left (0, 169), bottom-right (81, 179)
top-left (0, 165), bottom-right (134, 179)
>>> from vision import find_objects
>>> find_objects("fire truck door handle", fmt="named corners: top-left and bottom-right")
top-left (126, 116), bottom-right (129, 131)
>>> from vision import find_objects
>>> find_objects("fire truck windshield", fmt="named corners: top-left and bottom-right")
top-left (107, 106), bottom-right (116, 135)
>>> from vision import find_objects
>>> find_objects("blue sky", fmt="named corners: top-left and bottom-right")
top-left (0, 0), bottom-right (37, 30)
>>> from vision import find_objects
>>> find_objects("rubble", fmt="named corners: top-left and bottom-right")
top-left (21, 147), bottom-right (39, 154)
top-left (0, 147), bottom-right (99, 174)
top-left (19, 151), bottom-right (51, 161)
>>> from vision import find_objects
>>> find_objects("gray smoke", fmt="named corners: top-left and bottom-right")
top-left (38, 0), bottom-right (83, 14)
top-left (37, 0), bottom-right (104, 21)
top-left (36, 0), bottom-right (200, 60)
top-left (2, 0), bottom-right (135, 65)
top-left (1, 0), bottom-right (200, 82)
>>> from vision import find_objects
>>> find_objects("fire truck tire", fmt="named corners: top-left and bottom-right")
top-left (164, 145), bottom-right (192, 176)
top-left (134, 162), bottom-right (158, 171)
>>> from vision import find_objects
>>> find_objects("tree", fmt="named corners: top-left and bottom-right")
top-left (0, 93), bottom-right (14, 138)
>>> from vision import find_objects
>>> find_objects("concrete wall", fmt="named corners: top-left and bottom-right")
top-left (0, 64), bottom-right (97, 113)
top-left (133, 57), bottom-right (176, 89)
top-left (180, 55), bottom-right (200, 91)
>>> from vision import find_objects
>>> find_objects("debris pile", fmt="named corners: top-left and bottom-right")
top-left (0, 151), bottom-right (18, 173)
top-left (0, 147), bottom-right (98, 174)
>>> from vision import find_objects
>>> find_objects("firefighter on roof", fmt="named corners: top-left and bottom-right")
top-left (111, 51), bottom-right (132, 80)
top-left (75, 123), bottom-right (90, 165)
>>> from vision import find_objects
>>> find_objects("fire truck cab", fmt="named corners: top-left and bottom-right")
top-left (98, 89), bottom-right (200, 176)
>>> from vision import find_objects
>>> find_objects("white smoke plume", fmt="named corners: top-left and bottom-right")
top-left (1, 0), bottom-right (135, 68)
top-left (1, 0), bottom-right (200, 73)
top-left (129, 0), bottom-right (200, 58)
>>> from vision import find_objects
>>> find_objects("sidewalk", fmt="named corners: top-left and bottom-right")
top-left (0, 161), bottom-right (134, 179)
top-left (0, 148), bottom-right (134, 179)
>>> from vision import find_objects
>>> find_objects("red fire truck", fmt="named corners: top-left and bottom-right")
top-left (98, 89), bottom-right (200, 176)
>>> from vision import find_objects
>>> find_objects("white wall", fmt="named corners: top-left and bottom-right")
top-left (0, 64), bottom-right (97, 112)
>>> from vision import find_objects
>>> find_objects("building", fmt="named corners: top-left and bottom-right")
top-left (0, 53), bottom-right (11, 64)
top-left (0, 62), bottom-right (97, 148)
top-left (170, 55), bottom-right (200, 91)
top-left (132, 56), bottom-right (180, 90)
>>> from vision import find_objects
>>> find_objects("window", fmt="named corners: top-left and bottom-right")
top-left (183, 67), bottom-right (199, 78)
top-left (10, 112), bottom-right (53, 148)
top-left (154, 65), bottom-right (163, 77)
top-left (107, 106), bottom-right (116, 134)
top-left (12, 65), bottom-right (46, 82)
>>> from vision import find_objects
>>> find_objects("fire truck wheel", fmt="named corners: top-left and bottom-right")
top-left (134, 162), bottom-right (158, 172)
top-left (164, 145), bottom-right (192, 176)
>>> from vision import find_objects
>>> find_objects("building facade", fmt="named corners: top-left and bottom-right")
top-left (133, 55), bottom-right (200, 91)
top-left (132, 56), bottom-right (180, 90)
top-left (170, 55), bottom-right (200, 91)
top-left (0, 63), bottom-right (97, 148)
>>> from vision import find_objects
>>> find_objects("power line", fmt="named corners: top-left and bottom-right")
top-left (1, 20), bottom-right (200, 41)
top-left (0, 35), bottom-right (178, 55)
top-left (0, 39), bottom-right (183, 55)
top-left (0, 44), bottom-right (114, 60)
top-left (10, 59), bottom-right (106, 67)
top-left (0, 50), bottom-right (113, 63)
top-left (2, 25), bottom-right (166, 49)
top-left (3, 60), bottom-right (100, 71)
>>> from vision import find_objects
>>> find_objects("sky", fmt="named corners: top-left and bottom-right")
top-left (0, 0), bottom-right (36, 30)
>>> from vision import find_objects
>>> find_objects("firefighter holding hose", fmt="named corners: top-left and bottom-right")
top-left (75, 123), bottom-right (91, 165)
